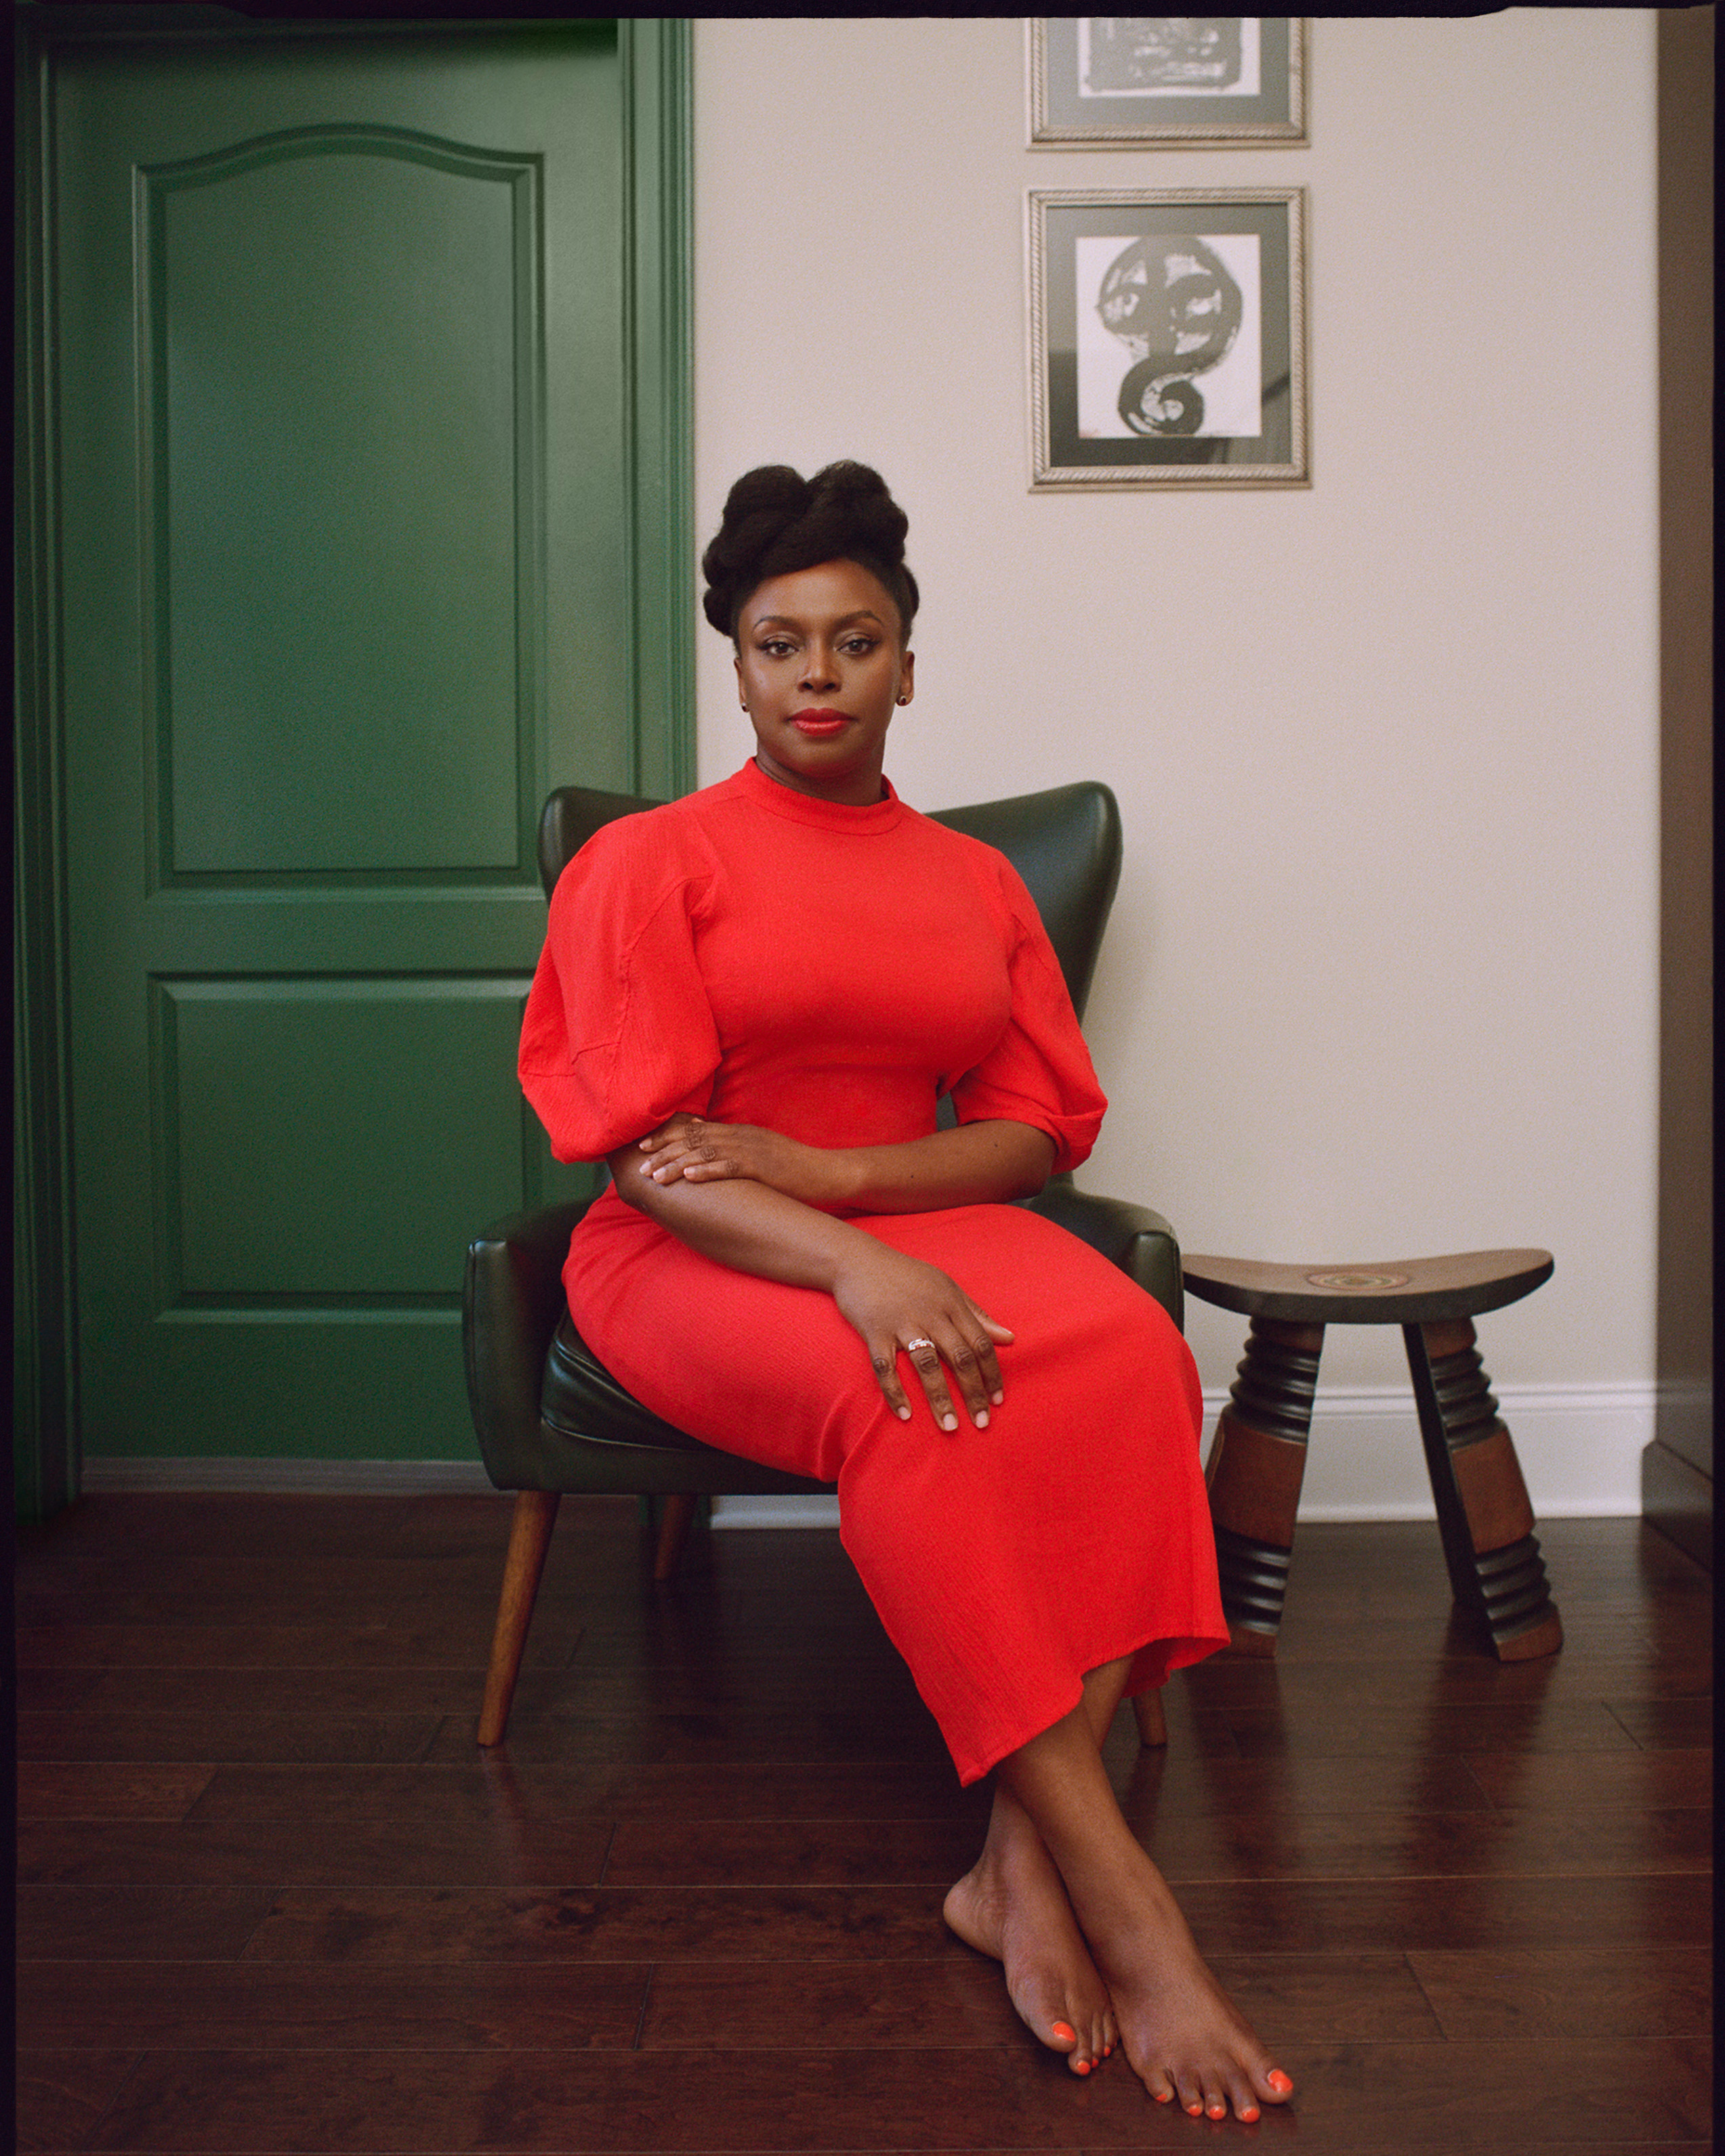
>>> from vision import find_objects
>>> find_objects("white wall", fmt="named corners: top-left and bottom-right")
top-left (692, 12), bottom-right (1660, 1516)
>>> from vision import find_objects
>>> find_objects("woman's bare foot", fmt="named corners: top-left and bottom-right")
top-left (997, 1695), bottom-right (1293, 2121)
top-left (1081, 1857), bottom-right (1292, 2121)
top-left (942, 1785), bottom-right (1117, 2073)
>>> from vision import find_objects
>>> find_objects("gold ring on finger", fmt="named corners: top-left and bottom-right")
top-left (905, 1337), bottom-right (935, 1353)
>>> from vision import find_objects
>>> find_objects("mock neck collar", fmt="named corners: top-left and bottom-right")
top-left (733, 755), bottom-right (905, 834)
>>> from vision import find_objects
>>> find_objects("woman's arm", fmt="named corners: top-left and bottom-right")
top-left (626, 1116), bottom-right (1056, 1213)
top-left (604, 1139), bottom-right (1014, 1432)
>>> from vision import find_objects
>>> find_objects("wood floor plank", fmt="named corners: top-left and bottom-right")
top-left (599, 1806), bottom-right (1713, 1888)
top-left (66, 1667), bottom-right (496, 1714)
top-left (16, 1710), bottom-right (445, 1764)
top-left (1222, 1699), bottom-right (1644, 1757)
top-left (238, 1883), bottom-right (970, 1963)
top-left (16, 1670), bottom-right (103, 1712)
top-left (1161, 1874), bottom-right (1716, 1956)
top-left (1463, 1747), bottom-right (1711, 1810)
top-left (1181, 1651), bottom-right (1713, 1704)
top-left (16, 1885), bottom-right (277, 1960)
top-left (234, 1869), bottom-right (1711, 1965)
top-left (77, 2037), bottom-right (1713, 2150)
top-left (56, 1660), bottom-right (957, 1716)
top-left (18, 1962), bottom-right (651, 2051)
top-left (420, 1707), bottom-right (958, 1768)
top-left (16, 1815), bottom-right (615, 1889)
top-left (184, 1758), bottom-right (993, 1827)
top-left (473, 1664), bottom-right (935, 1718)
top-left (1604, 1697), bottom-right (1714, 1749)
top-left (15, 1764), bottom-right (215, 1822)
top-left (1111, 1748), bottom-right (1495, 1816)
top-left (602, 1816), bottom-right (982, 1887)
top-left (640, 1951), bottom-right (1444, 2047)
top-left (14, 2050), bottom-right (142, 2153)
top-left (14, 1620), bottom-right (580, 1670)
top-left (1408, 1947), bottom-right (1713, 2039)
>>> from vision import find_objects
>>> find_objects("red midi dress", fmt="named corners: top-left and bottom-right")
top-left (519, 757), bottom-right (1227, 1785)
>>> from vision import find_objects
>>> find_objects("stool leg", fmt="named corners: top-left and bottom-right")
top-left (1203, 1318), bottom-right (1324, 1656)
top-left (1403, 1320), bottom-right (1562, 1661)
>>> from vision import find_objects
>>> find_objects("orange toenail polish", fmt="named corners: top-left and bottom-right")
top-left (1050, 2021), bottom-right (1076, 2043)
top-left (1207, 2103), bottom-right (1226, 2119)
top-left (1241, 2107), bottom-right (1260, 2123)
top-left (1186, 2102), bottom-right (1203, 2115)
top-left (1267, 2070), bottom-right (1293, 2094)
top-left (1075, 2059), bottom-right (1091, 2075)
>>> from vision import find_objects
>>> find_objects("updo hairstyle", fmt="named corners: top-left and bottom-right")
top-left (701, 461), bottom-right (919, 643)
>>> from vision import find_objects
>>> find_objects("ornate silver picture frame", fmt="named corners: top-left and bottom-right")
top-left (1028, 19), bottom-right (1308, 148)
top-left (1027, 188), bottom-right (1308, 489)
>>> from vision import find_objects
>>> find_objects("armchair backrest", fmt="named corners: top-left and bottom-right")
top-left (538, 777), bottom-right (1123, 1023)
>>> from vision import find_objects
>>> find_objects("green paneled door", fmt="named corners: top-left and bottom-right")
top-left (41, 20), bottom-right (689, 1466)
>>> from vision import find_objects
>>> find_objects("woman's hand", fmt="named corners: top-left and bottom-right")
top-left (633, 1115), bottom-right (847, 1208)
top-left (829, 1242), bottom-right (1013, 1432)
top-left (612, 1131), bottom-right (1012, 1426)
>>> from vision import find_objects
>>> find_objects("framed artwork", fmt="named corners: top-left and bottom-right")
top-left (1026, 188), bottom-right (1308, 488)
top-left (1028, 18), bottom-right (1307, 147)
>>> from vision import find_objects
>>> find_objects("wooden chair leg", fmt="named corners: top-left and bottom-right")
top-left (1131, 1687), bottom-right (1168, 1748)
top-left (478, 1489), bottom-right (561, 1747)
top-left (652, 1491), bottom-right (698, 1582)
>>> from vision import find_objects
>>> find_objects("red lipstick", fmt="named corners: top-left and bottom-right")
top-left (790, 709), bottom-right (850, 737)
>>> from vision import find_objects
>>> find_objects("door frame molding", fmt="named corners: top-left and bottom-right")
top-left (11, 11), bottom-right (694, 1520)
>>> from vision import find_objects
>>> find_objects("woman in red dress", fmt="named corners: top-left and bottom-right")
top-left (520, 463), bottom-right (1292, 2123)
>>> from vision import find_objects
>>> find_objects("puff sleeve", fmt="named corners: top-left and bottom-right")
top-left (948, 855), bottom-right (1108, 1177)
top-left (518, 820), bottom-right (722, 1163)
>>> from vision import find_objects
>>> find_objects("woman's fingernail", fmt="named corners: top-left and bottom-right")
top-left (1050, 2022), bottom-right (1076, 2043)
top-left (974, 1410), bottom-right (989, 1428)
top-left (941, 1414), bottom-right (957, 1431)
top-left (897, 1406), bottom-right (911, 1420)
top-left (1267, 2070), bottom-right (1293, 2094)
top-left (992, 1391), bottom-right (1004, 1405)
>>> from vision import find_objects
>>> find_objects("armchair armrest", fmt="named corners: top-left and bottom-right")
top-left (1026, 1181), bottom-right (1183, 1332)
top-left (463, 1200), bottom-right (591, 1487)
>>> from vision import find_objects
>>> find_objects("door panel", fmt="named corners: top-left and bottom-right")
top-left (150, 133), bottom-right (530, 878)
top-left (155, 978), bottom-right (528, 1298)
top-left (52, 24), bottom-right (642, 1462)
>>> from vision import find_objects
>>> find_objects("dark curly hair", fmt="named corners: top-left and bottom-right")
top-left (701, 461), bottom-right (919, 642)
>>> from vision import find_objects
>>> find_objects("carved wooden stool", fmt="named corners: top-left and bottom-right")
top-left (1182, 1249), bottom-right (1562, 1662)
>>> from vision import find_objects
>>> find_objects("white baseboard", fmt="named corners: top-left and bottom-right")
top-left (712, 1382), bottom-right (1657, 1531)
top-left (78, 1382), bottom-right (1655, 1521)
top-left (712, 1494), bottom-right (844, 1529)
top-left (1283, 1380), bottom-right (1653, 1519)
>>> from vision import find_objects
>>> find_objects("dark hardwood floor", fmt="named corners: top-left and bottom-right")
top-left (14, 1494), bottom-right (1713, 2151)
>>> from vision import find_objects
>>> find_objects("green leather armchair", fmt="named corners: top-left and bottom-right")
top-left (465, 780), bottom-right (1184, 1744)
